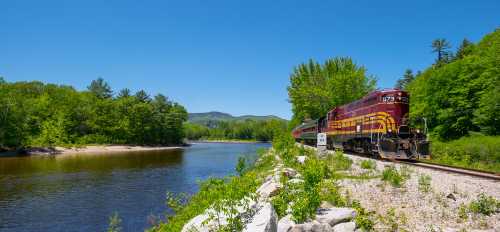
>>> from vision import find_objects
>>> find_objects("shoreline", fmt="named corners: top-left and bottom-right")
top-left (1, 145), bottom-right (184, 157)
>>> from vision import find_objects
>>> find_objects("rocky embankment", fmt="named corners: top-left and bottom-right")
top-left (180, 146), bottom-right (499, 232)
top-left (181, 153), bottom-right (362, 232)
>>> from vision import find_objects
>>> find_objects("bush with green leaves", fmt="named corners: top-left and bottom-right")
top-left (360, 160), bottom-right (376, 169)
top-left (289, 157), bottom-right (329, 223)
top-left (468, 193), bottom-right (500, 216)
top-left (350, 201), bottom-right (374, 231)
top-left (381, 166), bottom-right (406, 187)
top-left (272, 131), bottom-right (300, 167)
top-left (235, 156), bottom-right (246, 176)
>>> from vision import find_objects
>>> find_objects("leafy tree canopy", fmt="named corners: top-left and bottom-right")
top-left (287, 57), bottom-right (376, 127)
top-left (408, 28), bottom-right (500, 139)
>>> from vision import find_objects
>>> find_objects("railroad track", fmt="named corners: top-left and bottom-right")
top-left (302, 144), bottom-right (500, 181)
top-left (395, 160), bottom-right (500, 181)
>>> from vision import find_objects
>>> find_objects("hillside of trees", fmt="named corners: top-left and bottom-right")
top-left (401, 28), bottom-right (500, 140)
top-left (0, 78), bottom-right (187, 150)
top-left (188, 111), bottom-right (284, 127)
top-left (396, 28), bottom-right (500, 171)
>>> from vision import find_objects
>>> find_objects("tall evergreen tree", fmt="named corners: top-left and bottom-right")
top-left (88, 77), bottom-right (113, 99)
top-left (135, 90), bottom-right (151, 102)
top-left (432, 39), bottom-right (452, 65)
top-left (117, 88), bottom-right (131, 98)
top-left (395, 69), bottom-right (415, 90)
top-left (455, 38), bottom-right (473, 60)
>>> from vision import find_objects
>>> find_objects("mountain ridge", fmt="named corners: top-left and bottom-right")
top-left (188, 111), bottom-right (286, 124)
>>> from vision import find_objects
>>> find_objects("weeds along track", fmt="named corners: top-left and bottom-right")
top-left (300, 143), bottom-right (500, 181)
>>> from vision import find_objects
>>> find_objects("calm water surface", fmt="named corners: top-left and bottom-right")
top-left (0, 142), bottom-right (270, 232)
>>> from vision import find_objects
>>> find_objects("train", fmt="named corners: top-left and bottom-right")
top-left (292, 89), bottom-right (430, 160)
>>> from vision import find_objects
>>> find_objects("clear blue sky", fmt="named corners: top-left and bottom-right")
top-left (1, 0), bottom-right (499, 119)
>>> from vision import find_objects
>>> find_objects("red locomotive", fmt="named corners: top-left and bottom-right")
top-left (292, 89), bottom-right (430, 160)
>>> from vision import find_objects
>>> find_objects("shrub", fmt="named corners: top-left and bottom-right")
top-left (360, 160), bottom-right (376, 169)
top-left (351, 201), bottom-right (374, 231)
top-left (271, 190), bottom-right (292, 218)
top-left (272, 132), bottom-right (300, 167)
top-left (468, 193), bottom-right (500, 216)
top-left (291, 188), bottom-right (321, 223)
top-left (326, 151), bottom-right (353, 171)
top-left (303, 158), bottom-right (329, 191)
top-left (235, 156), bottom-right (246, 176)
top-left (418, 174), bottom-right (432, 193)
top-left (287, 157), bottom-right (328, 223)
top-left (381, 166), bottom-right (406, 187)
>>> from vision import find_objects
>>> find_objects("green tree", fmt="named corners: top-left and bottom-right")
top-left (87, 77), bottom-right (113, 99)
top-left (409, 28), bottom-right (500, 139)
top-left (455, 38), bottom-right (474, 60)
top-left (0, 79), bottom-right (188, 149)
top-left (117, 88), bottom-right (131, 98)
top-left (135, 90), bottom-right (151, 103)
top-left (432, 38), bottom-right (452, 66)
top-left (395, 69), bottom-right (415, 90)
top-left (287, 57), bottom-right (376, 127)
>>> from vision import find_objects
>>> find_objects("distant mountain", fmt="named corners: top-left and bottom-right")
top-left (188, 111), bottom-right (286, 125)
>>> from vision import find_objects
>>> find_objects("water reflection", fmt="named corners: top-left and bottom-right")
top-left (0, 142), bottom-right (269, 232)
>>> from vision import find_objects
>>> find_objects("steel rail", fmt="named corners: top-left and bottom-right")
top-left (394, 160), bottom-right (500, 181)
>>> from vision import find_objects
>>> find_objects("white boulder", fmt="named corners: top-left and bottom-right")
top-left (243, 202), bottom-right (278, 232)
top-left (277, 214), bottom-right (295, 232)
top-left (181, 209), bottom-right (224, 232)
top-left (257, 179), bottom-right (281, 198)
top-left (310, 220), bottom-right (333, 232)
top-left (315, 207), bottom-right (356, 226)
top-left (297, 156), bottom-right (307, 164)
top-left (332, 221), bottom-right (356, 232)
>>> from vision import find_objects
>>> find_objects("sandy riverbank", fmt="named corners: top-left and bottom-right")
top-left (19, 145), bottom-right (184, 156)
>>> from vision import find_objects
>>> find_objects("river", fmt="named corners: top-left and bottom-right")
top-left (0, 142), bottom-right (270, 232)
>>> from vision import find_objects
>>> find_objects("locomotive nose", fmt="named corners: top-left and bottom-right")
top-left (398, 125), bottom-right (410, 139)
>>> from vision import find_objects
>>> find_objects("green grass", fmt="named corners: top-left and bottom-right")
top-left (418, 174), bottom-right (432, 193)
top-left (429, 133), bottom-right (500, 173)
top-left (381, 166), bottom-right (407, 188)
top-left (360, 160), bottom-right (376, 169)
top-left (326, 151), bottom-right (353, 171)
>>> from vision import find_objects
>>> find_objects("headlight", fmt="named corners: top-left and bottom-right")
top-left (388, 129), bottom-right (392, 133)
top-left (416, 129), bottom-right (420, 133)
